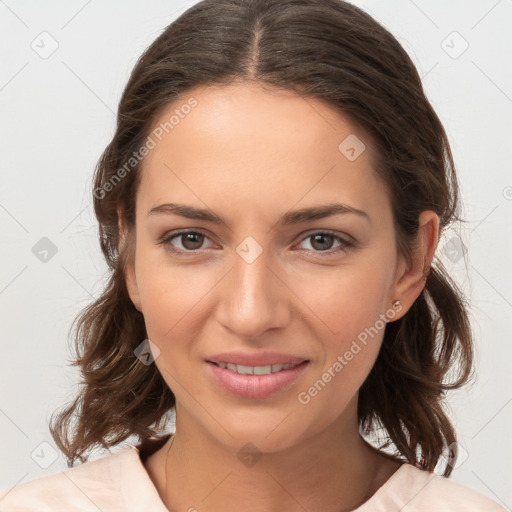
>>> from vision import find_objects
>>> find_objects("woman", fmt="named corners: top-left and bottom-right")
top-left (0, 0), bottom-right (505, 510)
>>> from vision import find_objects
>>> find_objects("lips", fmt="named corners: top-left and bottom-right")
top-left (205, 351), bottom-right (310, 398)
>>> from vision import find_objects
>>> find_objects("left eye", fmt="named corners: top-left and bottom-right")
top-left (297, 232), bottom-right (353, 253)
top-left (158, 230), bottom-right (353, 255)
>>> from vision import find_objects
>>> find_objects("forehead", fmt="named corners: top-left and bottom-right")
top-left (137, 81), bottom-right (389, 222)
top-left (145, 81), bottom-right (372, 160)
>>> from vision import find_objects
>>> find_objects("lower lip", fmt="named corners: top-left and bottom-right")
top-left (206, 361), bottom-right (309, 399)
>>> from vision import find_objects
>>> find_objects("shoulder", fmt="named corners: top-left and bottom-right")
top-left (362, 463), bottom-right (507, 512)
top-left (0, 447), bottom-right (137, 512)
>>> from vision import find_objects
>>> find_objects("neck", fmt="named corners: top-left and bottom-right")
top-left (144, 400), bottom-right (401, 512)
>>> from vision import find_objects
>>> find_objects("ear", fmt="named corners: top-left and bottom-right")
top-left (389, 210), bottom-right (439, 321)
top-left (118, 208), bottom-right (142, 312)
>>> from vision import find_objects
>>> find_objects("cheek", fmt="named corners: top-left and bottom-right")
top-left (296, 298), bottom-right (386, 427)
top-left (134, 242), bottom-right (215, 340)
top-left (135, 263), bottom-right (213, 396)
top-left (290, 257), bottom-right (391, 403)
top-left (290, 258), bottom-right (391, 344)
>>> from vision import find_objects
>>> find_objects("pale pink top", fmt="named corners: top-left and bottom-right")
top-left (0, 445), bottom-right (506, 511)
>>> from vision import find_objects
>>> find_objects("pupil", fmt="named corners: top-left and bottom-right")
top-left (312, 234), bottom-right (332, 251)
top-left (183, 233), bottom-right (203, 250)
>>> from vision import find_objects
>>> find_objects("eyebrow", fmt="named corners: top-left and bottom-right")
top-left (147, 202), bottom-right (370, 226)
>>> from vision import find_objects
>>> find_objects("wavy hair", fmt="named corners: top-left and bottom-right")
top-left (49, 0), bottom-right (473, 476)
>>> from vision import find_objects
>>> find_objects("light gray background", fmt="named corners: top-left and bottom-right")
top-left (1, 0), bottom-right (511, 507)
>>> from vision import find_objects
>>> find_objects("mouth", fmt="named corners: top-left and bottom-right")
top-left (206, 360), bottom-right (310, 399)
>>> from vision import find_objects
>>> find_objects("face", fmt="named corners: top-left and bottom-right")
top-left (123, 81), bottom-right (424, 453)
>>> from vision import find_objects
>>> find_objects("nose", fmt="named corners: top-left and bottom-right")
top-left (215, 246), bottom-right (291, 340)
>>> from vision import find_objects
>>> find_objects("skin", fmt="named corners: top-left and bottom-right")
top-left (121, 81), bottom-right (439, 512)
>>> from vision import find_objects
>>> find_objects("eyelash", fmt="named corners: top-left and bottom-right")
top-left (157, 229), bottom-right (355, 257)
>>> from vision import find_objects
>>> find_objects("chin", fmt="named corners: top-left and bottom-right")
top-left (199, 415), bottom-right (312, 456)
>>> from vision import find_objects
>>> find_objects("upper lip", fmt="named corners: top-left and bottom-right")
top-left (207, 351), bottom-right (308, 366)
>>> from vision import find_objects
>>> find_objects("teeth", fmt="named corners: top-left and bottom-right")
top-left (215, 362), bottom-right (298, 375)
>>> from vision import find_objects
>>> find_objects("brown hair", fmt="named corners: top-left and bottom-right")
top-left (49, 0), bottom-right (473, 476)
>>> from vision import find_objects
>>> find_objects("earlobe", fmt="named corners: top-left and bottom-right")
top-left (389, 210), bottom-right (440, 320)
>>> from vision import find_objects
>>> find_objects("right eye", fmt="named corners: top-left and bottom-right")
top-left (158, 229), bottom-right (216, 255)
